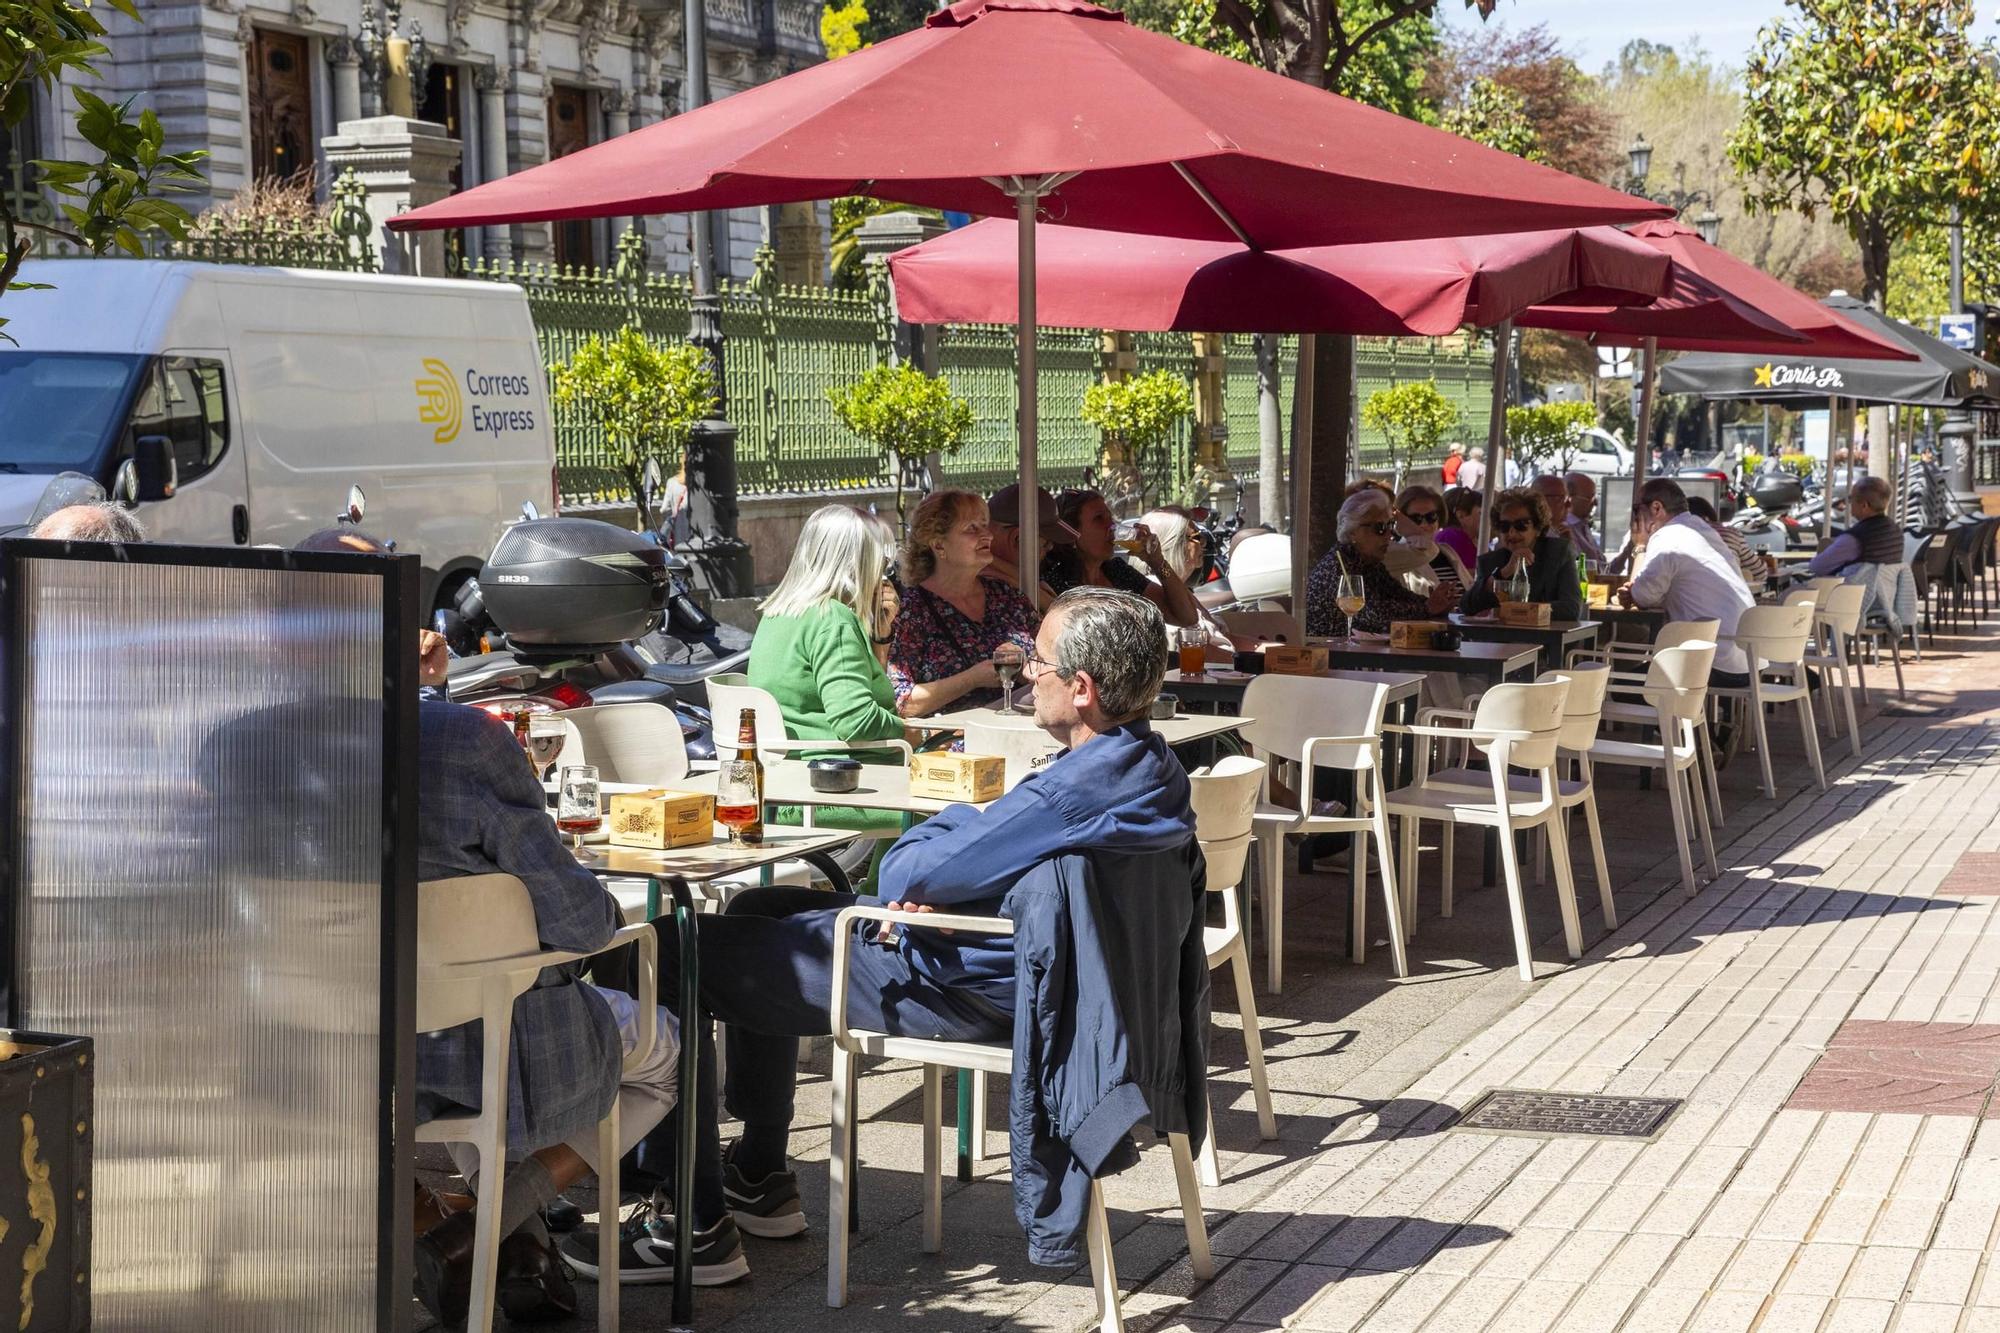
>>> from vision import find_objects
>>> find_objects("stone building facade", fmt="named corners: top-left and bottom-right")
top-left (18, 0), bottom-right (826, 281)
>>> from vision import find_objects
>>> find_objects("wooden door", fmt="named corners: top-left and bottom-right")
top-left (547, 85), bottom-right (594, 268)
top-left (248, 29), bottom-right (315, 183)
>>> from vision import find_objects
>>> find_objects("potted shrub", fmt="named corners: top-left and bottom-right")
top-left (828, 362), bottom-right (975, 519)
top-left (1079, 368), bottom-right (1194, 511)
top-left (1505, 400), bottom-right (1599, 476)
top-left (548, 326), bottom-right (718, 531)
top-left (1361, 378), bottom-right (1461, 489)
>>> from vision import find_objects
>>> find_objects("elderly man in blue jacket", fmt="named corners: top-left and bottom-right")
top-left (637, 587), bottom-right (1197, 1280)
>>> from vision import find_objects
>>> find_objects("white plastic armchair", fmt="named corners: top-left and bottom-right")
top-left (416, 874), bottom-right (658, 1333)
top-left (707, 674), bottom-right (915, 767)
top-left (824, 905), bottom-right (1212, 1332)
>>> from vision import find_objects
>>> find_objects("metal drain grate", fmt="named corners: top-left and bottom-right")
top-left (1454, 1089), bottom-right (1681, 1140)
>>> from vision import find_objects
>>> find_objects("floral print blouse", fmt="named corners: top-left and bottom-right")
top-left (1305, 542), bottom-right (1433, 638)
top-left (887, 575), bottom-right (1040, 712)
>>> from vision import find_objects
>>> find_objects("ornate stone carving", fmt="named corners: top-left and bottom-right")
top-left (474, 63), bottom-right (510, 94)
top-left (444, 0), bottom-right (474, 52)
top-left (601, 86), bottom-right (634, 117)
top-left (235, 8), bottom-right (257, 47)
top-left (326, 33), bottom-right (359, 66)
top-left (291, 0), bottom-right (318, 28)
top-left (577, 6), bottom-right (605, 78)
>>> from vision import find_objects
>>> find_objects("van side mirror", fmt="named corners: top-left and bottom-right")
top-left (115, 436), bottom-right (177, 506)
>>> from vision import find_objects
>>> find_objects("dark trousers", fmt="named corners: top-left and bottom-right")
top-left (635, 886), bottom-right (1011, 1225)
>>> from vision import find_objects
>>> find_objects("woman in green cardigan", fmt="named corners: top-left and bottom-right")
top-left (746, 505), bottom-right (910, 861)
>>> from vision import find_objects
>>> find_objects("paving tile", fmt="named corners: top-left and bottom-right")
top-left (1819, 1297), bottom-right (1897, 1333)
top-left (1757, 1294), bottom-right (1828, 1333)
top-left (1493, 1279), bottom-right (1581, 1332)
top-left (1940, 851), bottom-right (2000, 897)
top-left (1287, 1268), bottom-right (1401, 1332)
top-left (1684, 1289), bottom-right (1766, 1332)
top-left (1893, 1304), bottom-right (1974, 1333)
top-left (1777, 1242), bottom-right (1857, 1298)
top-left (1908, 1246), bottom-right (1984, 1306)
top-left (1838, 1245), bottom-right (1921, 1301)
top-left (1416, 1276), bottom-right (1519, 1333)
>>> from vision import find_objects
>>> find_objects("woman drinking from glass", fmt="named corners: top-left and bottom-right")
top-left (1041, 489), bottom-right (1201, 627)
top-left (888, 489), bottom-right (1038, 715)
top-left (1460, 486), bottom-right (1585, 619)
top-left (1306, 489), bottom-right (1454, 638)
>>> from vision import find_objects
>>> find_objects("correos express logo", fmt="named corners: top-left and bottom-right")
top-left (415, 359), bottom-right (539, 442)
top-left (1753, 363), bottom-right (1844, 391)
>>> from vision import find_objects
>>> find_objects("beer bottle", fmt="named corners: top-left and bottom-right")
top-left (718, 709), bottom-right (765, 844)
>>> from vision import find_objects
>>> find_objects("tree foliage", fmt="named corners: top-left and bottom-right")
top-left (1439, 76), bottom-right (1537, 159)
top-left (1427, 24), bottom-right (1614, 178)
top-left (1129, 0), bottom-right (1496, 98)
top-left (2, 0), bottom-right (208, 340)
top-left (820, 0), bottom-right (869, 57)
top-left (1506, 399), bottom-right (1596, 473)
top-left (1361, 378), bottom-right (1460, 488)
top-left (549, 327), bottom-right (718, 530)
top-left (1727, 0), bottom-right (2000, 308)
top-left (830, 362), bottom-right (974, 515)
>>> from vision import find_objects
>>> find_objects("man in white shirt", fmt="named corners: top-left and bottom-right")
top-left (1618, 478), bottom-right (1756, 687)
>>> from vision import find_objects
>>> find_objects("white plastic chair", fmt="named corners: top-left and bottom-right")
top-left (1188, 756), bottom-right (1279, 1188)
top-left (824, 908), bottom-right (1213, 1332)
top-left (416, 874), bottom-right (658, 1333)
top-left (1218, 610), bottom-right (1302, 645)
top-left (1384, 678), bottom-right (1579, 982)
top-left (1584, 641), bottom-right (1719, 897)
top-left (963, 718), bottom-right (1060, 792)
top-left (1571, 618), bottom-right (1724, 829)
top-left (1710, 603), bottom-right (1826, 799)
top-left (1426, 664), bottom-right (1617, 932)
top-left (561, 702), bottom-right (691, 785)
top-left (1800, 584), bottom-right (1866, 755)
top-left (1238, 674), bottom-right (1403, 990)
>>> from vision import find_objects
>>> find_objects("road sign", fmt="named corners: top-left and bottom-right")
top-left (1597, 345), bottom-right (1634, 379)
top-left (1940, 313), bottom-right (1977, 350)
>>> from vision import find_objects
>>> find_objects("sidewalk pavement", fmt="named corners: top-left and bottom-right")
top-left (461, 613), bottom-right (2000, 1333)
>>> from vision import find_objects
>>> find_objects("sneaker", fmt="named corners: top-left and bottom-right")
top-left (558, 1200), bottom-right (750, 1287)
top-left (723, 1144), bottom-right (808, 1239)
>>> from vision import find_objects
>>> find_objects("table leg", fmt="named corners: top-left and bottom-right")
top-left (658, 876), bottom-right (700, 1328)
top-left (957, 1070), bottom-right (974, 1182)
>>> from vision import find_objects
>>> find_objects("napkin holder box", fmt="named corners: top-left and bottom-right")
top-left (909, 752), bottom-right (1005, 803)
top-left (1497, 601), bottom-right (1553, 627)
top-left (608, 789), bottom-right (716, 849)
top-left (1389, 620), bottom-right (1449, 649)
top-left (1263, 644), bottom-right (1329, 675)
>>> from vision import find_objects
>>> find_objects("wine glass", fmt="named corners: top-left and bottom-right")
top-left (526, 713), bottom-right (568, 780)
top-left (1335, 574), bottom-right (1366, 647)
top-left (993, 643), bottom-right (1024, 712)
top-left (556, 765), bottom-right (602, 854)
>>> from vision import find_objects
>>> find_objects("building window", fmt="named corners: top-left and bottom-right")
top-left (546, 84), bottom-right (594, 269)
top-left (248, 29), bottom-right (316, 183)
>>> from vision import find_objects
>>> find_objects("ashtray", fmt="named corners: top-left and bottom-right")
top-left (1150, 693), bottom-right (1179, 720)
top-left (807, 757), bottom-right (863, 793)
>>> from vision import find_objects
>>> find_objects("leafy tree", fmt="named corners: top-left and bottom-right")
top-left (855, 0), bottom-right (933, 45)
top-left (1728, 0), bottom-right (2000, 309)
top-left (1361, 378), bottom-right (1459, 488)
top-left (2, 0), bottom-right (208, 341)
top-left (1080, 368), bottom-right (1195, 505)
top-left (829, 362), bottom-right (974, 517)
top-left (1439, 76), bottom-right (1538, 160)
top-left (1136, 0), bottom-right (1443, 118)
top-left (1505, 399), bottom-right (1596, 474)
top-left (821, 0), bottom-right (869, 57)
top-left (1427, 24), bottom-right (1614, 178)
top-left (549, 327), bottom-right (718, 530)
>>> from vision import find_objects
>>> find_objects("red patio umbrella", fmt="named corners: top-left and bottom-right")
top-left (889, 219), bottom-right (1677, 335)
top-left (389, 0), bottom-right (1667, 582)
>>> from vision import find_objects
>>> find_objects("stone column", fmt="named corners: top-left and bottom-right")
top-left (475, 67), bottom-right (511, 263)
top-left (772, 201), bottom-right (825, 286)
top-left (327, 36), bottom-right (364, 127)
top-left (1190, 331), bottom-right (1236, 513)
top-left (320, 116), bottom-right (464, 277)
top-left (603, 88), bottom-right (634, 250)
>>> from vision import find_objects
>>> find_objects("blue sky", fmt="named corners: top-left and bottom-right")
top-left (1439, 2), bottom-right (2000, 73)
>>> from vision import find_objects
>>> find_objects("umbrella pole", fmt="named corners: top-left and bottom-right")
top-left (1291, 333), bottom-right (1316, 639)
top-left (1824, 396), bottom-right (1839, 545)
top-left (1630, 335), bottom-right (1657, 564)
top-left (1478, 319), bottom-right (1512, 552)
top-left (1015, 188), bottom-right (1040, 593)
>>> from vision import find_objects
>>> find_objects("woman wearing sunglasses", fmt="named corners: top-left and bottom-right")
top-left (1306, 489), bottom-right (1455, 638)
top-left (1393, 484), bottom-right (1471, 605)
top-left (1460, 486), bottom-right (1585, 620)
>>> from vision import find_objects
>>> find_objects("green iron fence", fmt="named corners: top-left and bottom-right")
top-left (1355, 333), bottom-right (1494, 474)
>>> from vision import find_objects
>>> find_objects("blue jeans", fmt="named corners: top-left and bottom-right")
top-left (636, 886), bottom-right (1011, 1226)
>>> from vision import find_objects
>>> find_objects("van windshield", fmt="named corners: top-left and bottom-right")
top-left (0, 352), bottom-right (147, 473)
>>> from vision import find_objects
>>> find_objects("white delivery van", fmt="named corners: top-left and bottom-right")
top-left (0, 260), bottom-right (559, 610)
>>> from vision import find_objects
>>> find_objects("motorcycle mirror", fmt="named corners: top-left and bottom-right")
top-left (342, 485), bottom-right (367, 525)
top-left (641, 457), bottom-right (664, 505)
top-left (28, 472), bottom-right (108, 526)
top-left (521, 500), bottom-right (542, 522)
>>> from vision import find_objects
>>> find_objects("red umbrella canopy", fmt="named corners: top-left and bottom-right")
top-left (889, 218), bottom-right (1674, 335)
top-left (1520, 220), bottom-right (1913, 360)
top-left (389, 0), bottom-right (1667, 245)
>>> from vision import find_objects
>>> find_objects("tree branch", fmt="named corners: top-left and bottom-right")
top-left (1329, 0), bottom-right (1435, 80)
top-left (3, 215), bottom-right (86, 247)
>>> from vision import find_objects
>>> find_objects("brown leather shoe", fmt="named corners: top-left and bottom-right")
top-left (497, 1233), bottom-right (579, 1325)
top-left (413, 1211), bottom-right (474, 1328)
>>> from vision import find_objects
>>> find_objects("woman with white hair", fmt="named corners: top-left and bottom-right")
top-left (1305, 489), bottom-right (1454, 638)
top-left (1140, 506), bottom-right (1238, 658)
top-left (748, 503), bottom-right (908, 766)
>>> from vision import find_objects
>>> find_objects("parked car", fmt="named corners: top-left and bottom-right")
top-left (1561, 428), bottom-right (1633, 478)
top-left (0, 260), bottom-right (559, 613)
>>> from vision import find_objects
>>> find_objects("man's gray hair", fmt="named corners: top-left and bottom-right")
top-left (1849, 475), bottom-right (1893, 511)
top-left (1048, 586), bottom-right (1166, 724)
top-left (31, 502), bottom-right (146, 543)
top-left (1335, 488), bottom-right (1391, 543)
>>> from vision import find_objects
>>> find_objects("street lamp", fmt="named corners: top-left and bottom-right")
top-left (1625, 132), bottom-right (1723, 246)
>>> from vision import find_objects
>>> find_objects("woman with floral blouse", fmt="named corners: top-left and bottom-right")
top-left (888, 489), bottom-right (1039, 715)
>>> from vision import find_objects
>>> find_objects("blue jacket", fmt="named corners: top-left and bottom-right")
top-left (414, 700), bottom-right (624, 1151)
top-left (1002, 845), bottom-right (1210, 1267)
top-left (875, 720), bottom-right (1196, 1004)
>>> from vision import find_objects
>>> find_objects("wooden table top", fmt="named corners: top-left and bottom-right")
top-left (907, 705), bottom-right (1250, 748)
top-left (1305, 637), bottom-right (1541, 680)
top-left (574, 825), bottom-right (861, 881)
top-left (1161, 667), bottom-right (1426, 706)
top-left (658, 759), bottom-right (987, 817)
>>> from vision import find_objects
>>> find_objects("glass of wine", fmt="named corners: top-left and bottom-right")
top-left (993, 644), bottom-right (1024, 712)
top-left (1335, 573), bottom-right (1366, 647)
top-left (526, 713), bottom-right (568, 781)
top-left (556, 765), bottom-right (602, 854)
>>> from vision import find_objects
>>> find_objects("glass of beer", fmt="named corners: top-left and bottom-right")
top-left (1335, 573), bottom-right (1366, 646)
top-left (715, 762), bottom-right (761, 844)
top-left (1113, 519), bottom-right (1148, 556)
top-left (1177, 624), bottom-right (1210, 677)
top-left (556, 765), bottom-right (602, 853)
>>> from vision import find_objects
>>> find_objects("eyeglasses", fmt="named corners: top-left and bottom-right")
top-left (1362, 521), bottom-right (1397, 536)
top-left (1022, 650), bottom-right (1071, 679)
top-left (1497, 518), bottom-right (1538, 534)
top-left (1402, 509), bottom-right (1441, 525)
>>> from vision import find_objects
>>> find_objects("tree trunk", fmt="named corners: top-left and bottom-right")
top-left (1857, 214), bottom-right (1893, 311)
top-left (1305, 334), bottom-right (1355, 572)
